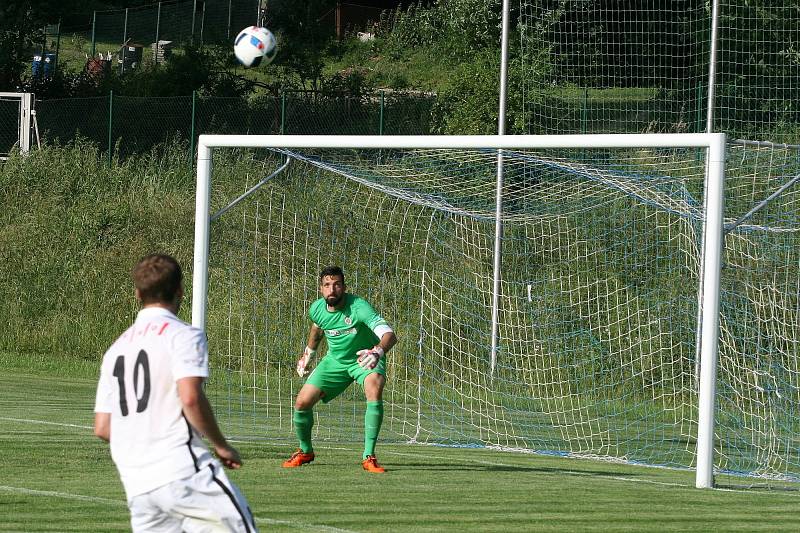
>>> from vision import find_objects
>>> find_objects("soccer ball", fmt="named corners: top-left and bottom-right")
top-left (233, 26), bottom-right (277, 68)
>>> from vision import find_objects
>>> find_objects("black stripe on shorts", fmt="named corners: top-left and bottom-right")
top-left (208, 463), bottom-right (253, 533)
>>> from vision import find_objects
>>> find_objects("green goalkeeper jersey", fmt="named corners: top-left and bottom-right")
top-left (309, 294), bottom-right (388, 363)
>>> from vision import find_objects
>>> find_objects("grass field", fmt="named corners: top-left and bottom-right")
top-left (2, 352), bottom-right (799, 532)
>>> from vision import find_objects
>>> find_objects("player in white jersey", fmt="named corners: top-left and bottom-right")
top-left (94, 254), bottom-right (257, 533)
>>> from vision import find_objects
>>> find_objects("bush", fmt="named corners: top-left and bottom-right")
top-left (431, 49), bottom-right (550, 134)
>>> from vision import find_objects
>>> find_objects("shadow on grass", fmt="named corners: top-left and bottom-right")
top-left (716, 482), bottom-right (800, 493)
top-left (389, 462), bottom-right (638, 478)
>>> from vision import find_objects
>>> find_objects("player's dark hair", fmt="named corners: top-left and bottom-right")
top-left (133, 254), bottom-right (183, 305)
top-left (319, 265), bottom-right (345, 284)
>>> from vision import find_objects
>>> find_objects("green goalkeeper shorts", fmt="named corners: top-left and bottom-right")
top-left (305, 355), bottom-right (386, 403)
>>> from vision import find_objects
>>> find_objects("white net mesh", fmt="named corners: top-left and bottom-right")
top-left (203, 139), bottom-right (800, 481)
top-left (201, 139), bottom-right (800, 481)
top-left (518, 1), bottom-right (799, 143)
top-left (715, 142), bottom-right (800, 479)
top-left (205, 144), bottom-right (714, 470)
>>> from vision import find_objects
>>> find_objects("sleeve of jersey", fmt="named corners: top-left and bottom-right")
top-left (359, 299), bottom-right (393, 338)
top-left (94, 355), bottom-right (114, 413)
top-left (170, 327), bottom-right (210, 380)
top-left (308, 301), bottom-right (321, 324)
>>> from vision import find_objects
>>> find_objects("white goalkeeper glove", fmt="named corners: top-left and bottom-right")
top-left (356, 346), bottom-right (384, 370)
top-left (297, 346), bottom-right (316, 376)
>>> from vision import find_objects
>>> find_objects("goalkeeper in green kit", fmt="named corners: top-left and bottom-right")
top-left (282, 266), bottom-right (398, 473)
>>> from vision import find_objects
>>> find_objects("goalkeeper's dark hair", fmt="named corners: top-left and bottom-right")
top-left (319, 265), bottom-right (345, 284)
top-left (133, 254), bottom-right (183, 305)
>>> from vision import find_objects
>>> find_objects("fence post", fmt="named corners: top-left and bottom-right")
top-left (200, 1), bottom-right (206, 46)
top-left (91, 11), bottom-right (96, 58)
top-left (123, 9), bottom-right (129, 43)
top-left (107, 90), bottom-right (114, 166)
top-left (227, 0), bottom-right (233, 39)
top-left (581, 87), bottom-right (588, 134)
top-left (190, 91), bottom-right (197, 162)
top-left (379, 90), bottom-right (385, 135)
top-left (54, 20), bottom-right (61, 72)
top-left (154, 2), bottom-right (162, 65)
top-left (119, 7), bottom-right (128, 74)
top-left (696, 83), bottom-right (703, 134)
top-left (191, 1), bottom-right (197, 45)
top-left (695, 83), bottom-right (703, 160)
top-left (280, 91), bottom-right (286, 134)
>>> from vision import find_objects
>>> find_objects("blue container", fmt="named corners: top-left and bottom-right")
top-left (43, 53), bottom-right (56, 78)
top-left (31, 53), bottom-right (56, 79)
top-left (32, 55), bottom-right (42, 78)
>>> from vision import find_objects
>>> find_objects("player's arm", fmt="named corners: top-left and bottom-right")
top-left (376, 330), bottom-right (397, 354)
top-left (307, 322), bottom-right (324, 351)
top-left (296, 323), bottom-right (323, 376)
top-left (94, 412), bottom-right (110, 442)
top-left (93, 359), bottom-right (113, 442)
top-left (177, 376), bottom-right (242, 469)
top-left (357, 306), bottom-right (397, 369)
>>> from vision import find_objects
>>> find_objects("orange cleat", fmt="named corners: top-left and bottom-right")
top-left (282, 449), bottom-right (315, 468)
top-left (361, 455), bottom-right (386, 473)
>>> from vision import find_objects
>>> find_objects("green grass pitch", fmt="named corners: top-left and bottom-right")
top-left (2, 354), bottom-right (800, 532)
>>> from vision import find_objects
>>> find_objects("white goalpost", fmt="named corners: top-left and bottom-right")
top-left (193, 133), bottom-right (727, 488)
top-left (0, 92), bottom-right (34, 160)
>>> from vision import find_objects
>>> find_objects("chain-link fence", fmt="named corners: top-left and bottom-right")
top-left (92, 0), bottom-right (257, 53)
top-left (27, 87), bottom-right (730, 162)
top-left (49, 1), bottom-right (258, 75)
top-left (35, 91), bottom-right (436, 160)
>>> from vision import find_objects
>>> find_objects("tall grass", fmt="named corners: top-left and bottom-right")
top-left (0, 141), bottom-right (194, 362)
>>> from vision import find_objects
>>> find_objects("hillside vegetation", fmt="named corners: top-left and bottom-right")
top-left (0, 141), bottom-right (199, 362)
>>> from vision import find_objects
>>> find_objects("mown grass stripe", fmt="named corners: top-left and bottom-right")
top-left (0, 484), bottom-right (358, 533)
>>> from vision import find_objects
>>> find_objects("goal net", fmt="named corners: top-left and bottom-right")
top-left (193, 133), bottom-right (799, 486)
top-left (714, 140), bottom-right (800, 481)
top-left (517, 1), bottom-right (798, 144)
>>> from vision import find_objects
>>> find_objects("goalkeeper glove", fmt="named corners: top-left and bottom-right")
top-left (356, 346), bottom-right (384, 370)
top-left (297, 346), bottom-right (316, 376)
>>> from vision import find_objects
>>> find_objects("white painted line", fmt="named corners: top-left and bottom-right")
top-left (0, 416), bottom-right (93, 430)
top-left (0, 485), bottom-right (124, 506)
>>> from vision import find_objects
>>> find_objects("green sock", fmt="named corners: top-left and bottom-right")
top-left (293, 409), bottom-right (314, 453)
top-left (363, 401), bottom-right (384, 459)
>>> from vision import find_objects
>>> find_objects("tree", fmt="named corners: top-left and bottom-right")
top-left (266, 0), bottom-right (337, 90)
top-left (0, 1), bottom-right (81, 91)
top-left (714, 1), bottom-right (800, 135)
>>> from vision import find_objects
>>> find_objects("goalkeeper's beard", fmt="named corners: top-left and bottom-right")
top-left (326, 294), bottom-right (343, 307)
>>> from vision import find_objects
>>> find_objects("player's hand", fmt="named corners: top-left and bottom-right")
top-left (297, 346), bottom-right (316, 376)
top-left (215, 444), bottom-right (243, 469)
top-left (357, 346), bottom-right (384, 370)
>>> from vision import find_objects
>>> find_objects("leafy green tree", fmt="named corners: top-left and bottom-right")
top-left (266, 0), bottom-right (337, 90)
top-left (382, 0), bottom-right (502, 56)
top-left (431, 47), bottom-right (550, 134)
top-left (714, 1), bottom-right (800, 135)
top-left (116, 45), bottom-right (253, 97)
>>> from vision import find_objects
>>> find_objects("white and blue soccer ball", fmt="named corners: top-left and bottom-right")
top-left (233, 26), bottom-right (277, 68)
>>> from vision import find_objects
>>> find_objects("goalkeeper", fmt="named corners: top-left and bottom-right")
top-left (282, 266), bottom-right (397, 473)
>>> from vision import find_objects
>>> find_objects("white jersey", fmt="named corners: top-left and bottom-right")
top-left (94, 306), bottom-right (215, 499)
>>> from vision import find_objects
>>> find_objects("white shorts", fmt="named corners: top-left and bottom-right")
top-left (128, 462), bottom-right (257, 533)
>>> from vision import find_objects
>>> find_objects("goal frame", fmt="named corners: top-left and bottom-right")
top-left (0, 92), bottom-right (34, 159)
top-left (193, 133), bottom-right (727, 489)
